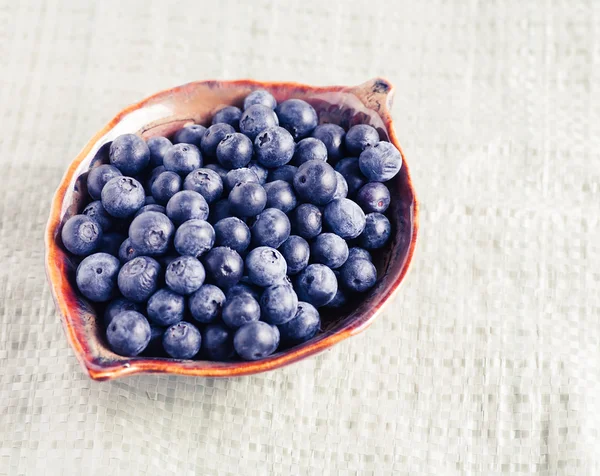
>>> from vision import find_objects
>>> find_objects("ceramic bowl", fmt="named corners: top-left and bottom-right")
top-left (45, 78), bottom-right (419, 380)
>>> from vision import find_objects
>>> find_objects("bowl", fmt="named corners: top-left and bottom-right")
top-left (45, 78), bottom-right (419, 380)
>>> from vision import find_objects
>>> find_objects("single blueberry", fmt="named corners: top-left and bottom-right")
top-left (245, 246), bottom-right (286, 287)
top-left (163, 143), bottom-right (202, 176)
top-left (162, 321), bottom-right (201, 359)
top-left (98, 232), bottom-right (126, 256)
top-left (344, 124), bottom-right (380, 156)
top-left (279, 235), bottom-right (310, 275)
top-left (267, 165), bottom-right (297, 183)
top-left (311, 233), bottom-right (349, 269)
top-left (227, 282), bottom-right (262, 301)
top-left (146, 288), bottom-right (185, 326)
top-left (323, 198), bottom-right (366, 239)
top-left (251, 208), bottom-right (290, 248)
top-left (204, 163), bottom-right (229, 182)
top-left (222, 293), bottom-right (261, 329)
top-left (135, 204), bottom-right (166, 217)
top-left (174, 219), bottom-right (215, 257)
top-left (290, 203), bottom-right (322, 240)
top-left (263, 180), bottom-right (297, 213)
top-left (214, 217), bottom-right (251, 253)
top-left (189, 284), bottom-right (226, 324)
top-left (106, 311), bottom-right (151, 357)
top-left (260, 282), bottom-right (298, 325)
top-left (244, 89), bottom-right (277, 110)
top-left (101, 176), bottom-right (145, 218)
top-left (224, 167), bottom-right (259, 192)
top-left (293, 160), bottom-right (337, 205)
top-left (356, 182), bottom-right (391, 213)
top-left (183, 168), bottom-right (223, 204)
top-left (325, 288), bottom-right (348, 308)
top-left (359, 212), bottom-right (391, 249)
top-left (172, 124), bottom-right (207, 148)
top-left (311, 124), bottom-right (346, 162)
top-left (278, 302), bottom-right (320, 343)
top-left (166, 190), bottom-right (209, 225)
top-left (239, 104), bottom-right (279, 141)
top-left (61, 214), bottom-right (102, 256)
top-left (332, 171), bottom-right (348, 199)
top-left (146, 165), bottom-right (166, 191)
top-left (208, 199), bottom-right (231, 225)
top-left (295, 264), bottom-right (337, 307)
top-left (203, 246), bottom-right (244, 289)
top-left (348, 247), bottom-right (372, 262)
top-left (201, 323), bottom-right (236, 361)
top-left (82, 200), bottom-right (112, 231)
top-left (292, 137), bottom-right (328, 166)
top-left (254, 126), bottom-right (295, 168)
top-left (87, 164), bottom-right (122, 200)
top-left (76, 252), bottom-right (120, 302)
top-left (117, 256), bottom-right (161, 302)
top-left (335, 157), bottom-right (367, 196)
top-left (212, 106), bottom-right (243, 129)
top-left (216, 132), bottom-right (253, 169)
top-left (118, 238), bottom-right (141, 263)
top-left (248, 160), bottom-right (268, 184)
top-left (275, 99), bottom-right (318, 140)
top-left (358, 141), bottom-right (402, 182)
top-left (128, 211), bottom-right (175, 256)
top-left (234, 321), bottom-right (279, 360)
top-left (228, 182), bottom-right (267, 217)
top-left (103, 298), bottom-right (142, 327)
top-left (150, 170), bottom-right (182, 205)
top-left (339, 257), bottom-right (377, 292)
top-left (165, 256), bottom-right (205, 295)
top-left (109, 134), bottom-right (150, 175)
top-left (201, 123), bottom-right (236, 157)
top-left (146, 136), bottom-right (173, 167)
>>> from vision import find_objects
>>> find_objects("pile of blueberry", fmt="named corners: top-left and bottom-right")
top-left (61, 89), bottom-right (402, 361)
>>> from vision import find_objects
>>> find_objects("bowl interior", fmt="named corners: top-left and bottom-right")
top-left (45, 79), bottom-right (417, 379)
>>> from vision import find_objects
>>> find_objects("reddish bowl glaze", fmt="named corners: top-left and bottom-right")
top-left (45, 78), bottom-right (419, 380)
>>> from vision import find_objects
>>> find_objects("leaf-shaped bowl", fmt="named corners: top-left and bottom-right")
top-left (45, 78), bottom-right (419, 380)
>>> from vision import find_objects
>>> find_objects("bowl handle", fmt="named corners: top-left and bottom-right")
top-left (348, 78), bottom-right (395, 114)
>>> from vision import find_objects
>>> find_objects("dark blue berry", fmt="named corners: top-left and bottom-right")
top-left (201, 323), bottom-right (235, 360)
top-left (61, 214), bottom-right (102, 255)
top-left (254, 127), bottom-right (295, 168)
top-left (224, 167), bottom-right (259, 192)
top-left (311, 124), bottom-right (345, 162)
top-left (295, 264), bottom-right (337, 307)
top-left (128, 211), bottom-right (174, 255)
top-left (118, 238), bottom-right (141, 263)
top-left (201, 123), bottom-right (235, 157)
top-left (325, 288), bottom-right (347, 308)
top-left (146, 288), bottom-right (185, 326)
top-left (216, 132), bottom-right (253, 169)
top-left (293, 160), bottom-right (337, 205)
top-left (359, 212), bottom-right (391, 249)
top-left (173, 124), bottom-right (207, 148)
top-left (279, 235), bottom-right (310, 275)
top-left (165, 256), bottom-right (205, 295)
top-left (98, 232), bottom-right (126, 256)
top-left (260, 282), bottom-right (298, 324)
top-left (203, 247), bottom-right (244, 289)
top-left (267, 165), bottom-right (297, 183)
top-left (117, 256), bottom-right (161, 302)
top-left (248, 160), bottom-right (268, 184)
top-left (323, 198), bottom-right (366, 239)
top-left (87, 164), bottom-right (122, 200)
top-left (135, 204), bottom-right (166, 217)
top-left (104, 298), bottom-right (142, 327)
top-left (147, 165), bottom-right (166, 190)
top-left (358, 141), bottom-right (402, 182)
top-left (239, 104), bottom-right (279, 140)
top-left (335, 157), bottom-right (367, 196)
top-left (276, 99), bottom-right (318, 140)
top-left (344, 124), bottom-right (380, 156)
top-left (356, 182), bottom-right (390, 213)
top-left (290, 203), bottom-right (322, 240)
top-left (106, 311), bottom-right (151, 356)
top-left (228, 182), bottom-right (267, 217)
top-left (164, 143), bottom-right (202, 175)
top-left (227, 282), bottom-right (262, 301)
top-left (245, 246), bottom-right (286, 287)
top-left (348, 247), bottom-right (372, 262)
top-left (208, 199), bottom-right (231, 225)
top-left (174, 219), bottom-right (215, 257)
top-left (234, 321), bottom-right (279, 360)
top-left (144, 195), bottom-right (157, 205)
top-left (189, 284), bottom-right (226, 323)
top-left (150, 171), bottom-right (181, 205)
top-left (101, 176), bottom-right (145, 218)
top-left (332, 171), bottom-right (348, 199)
top-left (162, 321), bottom-right (201, 359)
top-left (251, 208), bottom-right (290, 248)
top-left (339, 257), bottom-right (377, 292)
top-left (109, 134), bottom-right (150, 175)
top-left (311, 233), bottom-right (349, 269)
top-left (183, 168), bottom-right (223, 204)
top-left (146, 136), bottom-right (173, 167)
top-left (214, 217), bottom-right (251, 253)
top-left (76, 252), bottom-right (120, 302)
top-left (204, 163), bottom-right (229, 182)
top-left (244, 89), bottom-right (277, 110)
top-left (292, 137), bottom-right (327, 166)
top-left (264, 180), bottom-right (297, 213)
top-left (82, 200), bottom-right (112, 231)
top-left (278, 302), bottom-right (320, 343)
top-left (222, 293), bottom-right (260, 328)
top-left (166, 190), bottom-right (209, 225)
top-left (212, 106), bottom-right (242, 129)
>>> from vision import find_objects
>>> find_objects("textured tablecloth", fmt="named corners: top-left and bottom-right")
top-left (1, 0), bottom-right (599, 474)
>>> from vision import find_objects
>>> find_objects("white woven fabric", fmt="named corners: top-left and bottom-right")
top-left (1, 0), bottom-right (599, 474)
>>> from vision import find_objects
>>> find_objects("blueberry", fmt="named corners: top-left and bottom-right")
top-left (75, 252), bottom-right (120, 302)
top-left (174, 219), bottom-right (215, 257)
top-left (165, 256), bottom-right (205, 295)
top-left (325, 288), bottom-right (348, 308)
top-left (183, 168), bottom-right (223, 204)
top-left (292, 137), bottom-right (327, 166)
top-left (98, 232), bottom-right (126, 256)
top-left (204, 163), bottom-right (229, 182)
top-left (279, 235), bottom-right (310, 275)
top-left (335, 157), bottom-right (367, 196)
top-left (227, 282), bottom-right (262, 301)
top-left (248, 160), bottom-right (268, 184)
top-left (228, 182), bottom-right (267, 217)
top-left (147, 165), bottom-right (166, 191)
top-left (87, 164), bottom-right (122, 200)
top-left (201, 323), bottom-right (235, 360)
top-left (146, 136), bottom-right (173, 167)
top-left (144, 195), bottom-right (157, 205)
top-left (264, 180), bottom-right (297, 213)
top-left (189, 284), bottom-right (226, 323)
top-left (212, 106), bottom-right (243, 129)
top-left (290, 203), bottom-right (322, 240)
top-left (128, 211), bottom-right (174, 256)
top-left (345, 124), bottom-right (380, 156)
top-left (275, 99), bottom-right (318, 140)
top-left (106, 311), bottom-right (151, 357)
top-left (244, 89), bottom-right (277, 110)
top-left (135, 204), bottom-right (166, 218)
top-left (260, 282), bottom-right (298, 324)
top-left (323, 198), bottom-right (366, 239)
top-left (216, 132), bottom-right (253, 169)
top-left (162, 321), bottom-right (202, 359)
top-left (234, 321), bottom-right (279, 360)
top-left (118, 256), bottom-right (161, 302)
top-left (224, 167), bottom-right (259, 192)
top-left (239, 104), bottom-right (279, 140)
top-left (311, 233), bottom-right (349, 269)
top-left (208, 199), bottom-right (232, 225)
top-left (267, 165), bottom-right (297, 183)
top-left (150, 171), bottom-right (182, 205)
top-left (339, 257), bottom-right (377, 292)
top-left (173, 124), bottom-right (207, 148)
top-left (222, 293), bottom-right (261, 328)
top-left (164, 143), bottom-right (202, 176)
top-left (278, 302), bottom-right (320, 343)
top-left (201, 123), bottom-right (236, 157)
top-left (359, 212), bottom-right (391, 249)
top-left (82, 200), bottom-right (112, 231)
top-left (245, 246), bottom-right (286, 287)
top-left (295, 264), bottom-right (337, 307)
top-left (101, 176), bottom-right (145, 218)
top-left (146, 288), bottom-right (185, 326)
top-left (348, 247), bottom-right (372, 262)
top-left (203, 247), bottom-right (244, 289)
top-left (166, 190), bottom-right (209, 225)
top-left (332, 171), bottom-right (348, 200)
top-left (61, 214), bottom-right (102, 256)
top-left (251, 208), bottom-right (291, 248)
top-left (109, 134), bottom-right (150, 175)
top-left (358, 141), bottom-right (402, 182)
top-left (254, 127), bottom-right (295, 168)
top-left (104, 298), bottom-right (142, 327)
top-left (214, 217), bottom-right (251, 253)
top-left (356, 182), bottom-right (390, 213)
top-left (311, 124), bottom-right (345, 162)
top-left (118, 238), bottom-right (141, 263)
top-left (293, 160), bottom-right (337, 205)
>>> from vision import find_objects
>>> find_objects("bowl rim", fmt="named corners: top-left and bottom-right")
top-left (45, 78), bottom-right (419, 380)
